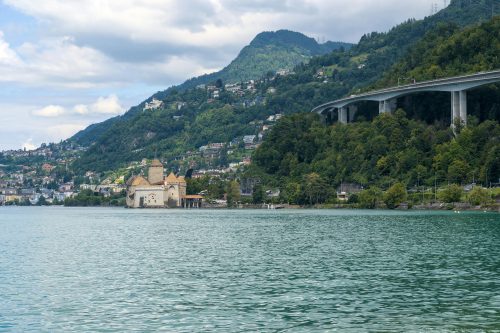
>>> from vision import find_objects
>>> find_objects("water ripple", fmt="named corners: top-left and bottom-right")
top-left (0, 207), bottom-right (499, 332)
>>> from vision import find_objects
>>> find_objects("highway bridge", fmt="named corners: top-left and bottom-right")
top-left (312, 70), bottom-right (500, 126)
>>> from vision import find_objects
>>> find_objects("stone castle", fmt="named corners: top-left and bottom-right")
top-left (126, 159), bottom-right (202, 208)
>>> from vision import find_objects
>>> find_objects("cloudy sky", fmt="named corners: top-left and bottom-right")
top-left (0, 0), bottom-right (445, 151)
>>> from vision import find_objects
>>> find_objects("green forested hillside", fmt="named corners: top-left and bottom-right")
top-left (249, 16), bottom-right (500, 204)
top-left (71, 0), bottom-right (500, 173)
top-left (375, 17), bottom-right (500, 88)
top-left (251, 112), bottom-right (499, 204)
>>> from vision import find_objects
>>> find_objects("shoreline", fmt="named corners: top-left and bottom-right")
top-left (2, 203), bottom-right (499, 212)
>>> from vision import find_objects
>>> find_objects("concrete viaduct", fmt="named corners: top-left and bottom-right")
top-left (312, 70), bottom-right (500, 126)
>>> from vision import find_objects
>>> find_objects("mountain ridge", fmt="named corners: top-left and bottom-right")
top-left (169, 29), bottom-right (352, 91)
top-left (70, 0), bottom-right (500, 173)
top-left (70, 30), bottom-right (352, 146)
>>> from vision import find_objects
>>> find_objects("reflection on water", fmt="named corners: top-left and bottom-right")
top-left (0, 207), bottom-right (499, 332)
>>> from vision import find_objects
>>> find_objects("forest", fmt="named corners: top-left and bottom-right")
top-left (246, 16), bottom-right (500, 206)
top-left (249, 111), bottom-right (498, 206)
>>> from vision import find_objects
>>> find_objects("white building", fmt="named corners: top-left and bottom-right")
top-left (143, 98), bottom-right (164, 111)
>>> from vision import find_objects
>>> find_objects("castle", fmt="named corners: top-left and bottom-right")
top-left (125, 159), bottom-right (202, 208)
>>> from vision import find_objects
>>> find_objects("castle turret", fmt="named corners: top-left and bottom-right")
top-left (148, 159), bottom-right (164, 185)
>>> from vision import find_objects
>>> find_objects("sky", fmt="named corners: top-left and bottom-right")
top-left (0, 0), bottom-right (446, 151)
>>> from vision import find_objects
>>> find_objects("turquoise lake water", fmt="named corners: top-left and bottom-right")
top-left (0, 207), bottom-right (499, 332)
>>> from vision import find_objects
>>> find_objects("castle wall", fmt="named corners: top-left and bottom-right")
top-left (131, 186), bottom-right (165, 208)
top-left (166, 185), bottom-right (180, 207)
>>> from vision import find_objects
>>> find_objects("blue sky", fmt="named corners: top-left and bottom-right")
top-left (0, 0), bottom-right (443, 151)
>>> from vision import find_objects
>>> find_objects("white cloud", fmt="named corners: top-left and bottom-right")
top-left (22, 138), bottom-right (37, 151)
top-left (4, 0), bottom-right (440, 44)
top-left (0, 0), bottom-right (441, 90)
top-left (0, 34), bottom-right (116, 87)
top-left (73, 104), bottom-right (89, 115)
top-left (33, 95), bottom-right (125, 118)
top-left (0, 31), bottom-right (22, 66)
top-left (89, 94), bottom-right (124, 114)
top-left (0, 31), bottom-right (217, 89)
top-left (32, 105), bottom-right (66, 117)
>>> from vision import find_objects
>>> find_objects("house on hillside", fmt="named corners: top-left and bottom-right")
top-left (336, 183), bottom-right (363, 201)
top-left (143, 98), bottom-right (163, 111)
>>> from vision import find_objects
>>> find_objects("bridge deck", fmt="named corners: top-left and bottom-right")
top-left (312, 70), bottom-right (500, 113)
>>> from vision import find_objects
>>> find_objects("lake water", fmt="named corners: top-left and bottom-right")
top-left (0, 207), bottom-right (499, 332)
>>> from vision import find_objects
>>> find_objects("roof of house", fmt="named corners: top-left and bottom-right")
top-left (126, 176), bottom-right (150, 186)
top-left (183, 195), bottom-right (203, 199)
top-left (165, 172), bottom-right (178, 183)
top-left (151, 159), bottom-right (163, 167)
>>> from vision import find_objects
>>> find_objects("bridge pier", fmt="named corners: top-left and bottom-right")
top-left (451, 91), bottom-right (467, 126)
top-left (339, 107), bottom-right (348, 124)
top-left (349, 105), bottom-right (358, 122)
top-left (320, 108), bottom-right (332, 124)
top-left (379, 99), bottom-right (397, 114)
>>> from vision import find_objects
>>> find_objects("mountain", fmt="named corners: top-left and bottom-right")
top-left (176, 30), bottom-right (352, 90)
top-left (70, 30), bottom-right (351, 148)
top-left (70, 0), bottom-right (500, 173)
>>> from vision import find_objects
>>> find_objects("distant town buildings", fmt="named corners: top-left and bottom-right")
top-left (267, 113), bottom-right (283, 122)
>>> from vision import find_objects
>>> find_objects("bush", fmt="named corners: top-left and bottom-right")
top-left (347, 193), bottom-right (359, 204)
top-left (438, 184), bottom-right (463, 203)
top-left (383, 183), bottom-right (408, 209)
top-left (358, 187), bottom-right (382, 209)
top-left (36, 196), bottom-right (50, 206)
top-left (468, 187), bottom-right (491, 206)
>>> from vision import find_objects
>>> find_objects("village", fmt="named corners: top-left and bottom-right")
top-left (0, 75), bottom-right (288, 207)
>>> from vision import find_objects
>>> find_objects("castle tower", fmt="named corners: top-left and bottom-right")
top-left (165, 172), bottom-right (180, 207)
top-left (148, 159), bottom-right (164, 185)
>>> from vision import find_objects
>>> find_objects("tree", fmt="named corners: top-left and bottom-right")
top-left (252, 184), bottom-right (265, 204)
top-left (383, 183), bottom-right (408, 209)
top-left (226, 180), bottom-right (241, 207)
top-left (303, 173), bottom-right (329, 205)
top-left (468, 187), bottom-right (491, 206)
top-left (19, 198), bottom-right (31, 206)
top-left (447, 159), bottom-right (470, 183)
top-left (37, 196), bottom-right (48, 206)
top-left (282, 181), bottom-right (302, 204)
top-left (217, 145), bottom-right (228, 167)
top-left (438, 184), bottom-right (463, 203)
top-left (358, 187), bottom-right (382, 209)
